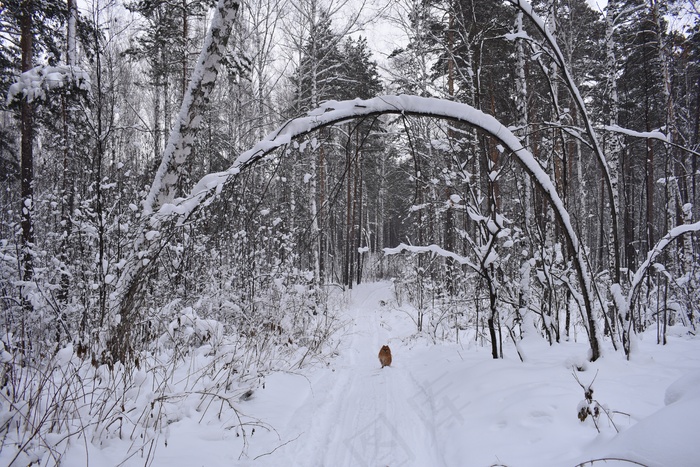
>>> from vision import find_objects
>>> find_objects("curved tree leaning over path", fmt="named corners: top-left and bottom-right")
top-left (143, 95), bottom-right (605, 361)
top-left (106, 0), bottom-right (242, 364)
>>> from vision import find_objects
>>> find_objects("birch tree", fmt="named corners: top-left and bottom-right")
top-left (107, 0), bottom-right (242, 364)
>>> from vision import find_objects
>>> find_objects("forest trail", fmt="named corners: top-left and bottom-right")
top-left (49, 281), bottom-right (700, 467)
top-left (237, 280), bottom-right (700, 467)
top-left (282, 281), bottom-right (445, 466)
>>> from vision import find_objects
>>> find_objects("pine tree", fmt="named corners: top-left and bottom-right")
top-left (1, 0), bottom-right (69, 336)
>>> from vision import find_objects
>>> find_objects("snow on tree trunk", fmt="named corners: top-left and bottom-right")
top-left (510, 0), bottom-right (622, 259)
top-left (604, 0), bottom-right (623, 227)
top-left (67, 0), bottom-right (77, 67)
top-left (513, 11), bottom-right (533, 337)
top-left (143, 0), bottom-right (241, 214)
top-left (546, 0), bottom-right (559, 252)
top-left (602, 0), bottom-right (625, 345)
top-left (307, 2), bottom-right (322, 287)
top-left (680, 203), bottom-right (696, 329)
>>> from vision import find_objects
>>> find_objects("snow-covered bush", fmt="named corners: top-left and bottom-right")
top-left (0, 335), bottom-right (272, 465)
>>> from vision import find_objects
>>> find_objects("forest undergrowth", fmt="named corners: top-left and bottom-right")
top-left (0, 286), bottom-right (344, 465)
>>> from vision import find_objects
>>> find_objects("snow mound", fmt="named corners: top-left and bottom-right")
top-left (664, 370), bottom-right (700, 405)
top-left (582, 372), bottom-right (700, 467)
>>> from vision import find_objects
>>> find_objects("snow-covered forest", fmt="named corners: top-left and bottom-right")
top-left (1, 0), bottom-right (699, 465)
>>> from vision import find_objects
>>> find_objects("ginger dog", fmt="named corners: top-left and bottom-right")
top-left (378, 345), bottom-right (392, 368)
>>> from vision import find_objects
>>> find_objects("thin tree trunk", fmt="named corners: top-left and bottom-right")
top-left (514, 11), bottom-right (533, 333)
top-left (67, 0), bottom-right (77, 66)
top-left (355, 152), bottom-right (363, 285)
top-left (377, 153), bottom-right (386, 277)
top-left (58, 0), bottom-right (79, 305)
top-left (344, 147), bottom-right (353, 287)
top-left (318, 141), bottom-right (326, 284)
top-left (19, 0), bottom-right (35, 324)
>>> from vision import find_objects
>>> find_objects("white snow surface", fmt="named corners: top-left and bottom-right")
top-left (26, 282), bottom-right (700, 466)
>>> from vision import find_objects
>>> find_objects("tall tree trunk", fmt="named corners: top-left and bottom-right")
top-left (600, 0), bottom-right (624, 341)
top-left (318, 140), bottom-right (327, 285)
top-left (514, 10), bottom-right (532, 333)
top-left (344, 147), bottom-right (353, 287)
top-left (377, 152), bottom-right (386, 277)
top-left (58, 0), bottom-right (78, 304)
top-left (444, 7), bottom-right (456, 293)
top-left (67, 0), bottom-right (77, 66)
top-left (355, 152), bottom-right (363, 285)
top-left (19, 0), bottom-right (35, 323)
top-left (605, 0), bottom-right (623, 269)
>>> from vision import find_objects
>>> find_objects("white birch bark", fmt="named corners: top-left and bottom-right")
top-left (308, 1), bottom-right (321, 286)
top-left (509, 0), bottom-right (624, 357)
top-left (605, 0), bottom-right (623, 222)
top-left (601, 0), bottom-right (625, 342)
top-left (67, 0), bottom-right (77, 67)
top-left (143, 0), bottom-right (241, 215)
top-left (508, 0), bottom-right (621, 284)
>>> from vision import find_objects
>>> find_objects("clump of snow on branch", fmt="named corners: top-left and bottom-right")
top-left (384, 243), bottom-right (479, 272)
top-left (604, 124), bottom-right (669, 142)
top-left (7, 65), bottom-right (90, 105)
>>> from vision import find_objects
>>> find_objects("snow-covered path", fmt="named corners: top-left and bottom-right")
top-left (60, 281), bottom-right (700, 466)
top-left (278, 282), bottom-right (444, 466)
top-left (242, 281), bottom-right (700, 467)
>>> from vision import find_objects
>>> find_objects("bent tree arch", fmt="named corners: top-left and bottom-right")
top-left (112, 95), bottom-right (604, 362)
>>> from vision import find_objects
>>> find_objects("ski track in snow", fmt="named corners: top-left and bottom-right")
top-left (285, 282), bottom-right (444, 466)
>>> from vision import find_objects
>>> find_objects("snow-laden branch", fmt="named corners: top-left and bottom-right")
top-left (383, 243), bottom-right (480, 273)
top-left (167, 96), bottom-right (585, 270)
top-left (603, 125), bottom-right (668, 142)
top-left (628, 221), bottom-right (700, 308)
top-left (603, 125), bottom-right (700, 158)
top-left (159, 94), bottom-right (577, 237)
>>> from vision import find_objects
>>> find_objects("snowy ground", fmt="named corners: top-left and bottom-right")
top-left (60, 281), bottom-right (700, 466)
